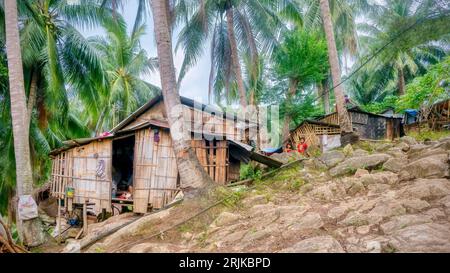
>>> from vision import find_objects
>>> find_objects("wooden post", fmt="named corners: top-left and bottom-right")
top-left (83, 201), bottom-right (88, 236)
top-left (57, 198), bottom-right (61, 244)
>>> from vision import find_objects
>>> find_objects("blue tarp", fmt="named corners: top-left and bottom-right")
top-left (405, 109), bottom-right (418, 116)
top-left (261, 147), bottom-right (283, 154)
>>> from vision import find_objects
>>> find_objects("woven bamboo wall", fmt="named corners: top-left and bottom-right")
top-left (318, 113), bottom-right (340, 125)
top-left (191, 139), bottom-right (228, 184)
top-left (291, 123), bottom-right (340, 147)
top-left (50, 140), bottom-right (112, 214)
top-left (133, 128), bottom-right (178, 212)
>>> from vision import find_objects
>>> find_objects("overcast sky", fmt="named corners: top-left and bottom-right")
top-left (80, 1), bottom-right (212, 104)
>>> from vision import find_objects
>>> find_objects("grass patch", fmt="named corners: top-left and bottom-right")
top-left (408, 129), bottom-right (450, 141)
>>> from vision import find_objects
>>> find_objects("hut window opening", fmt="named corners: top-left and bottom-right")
top-left (112, 135), bottom-right (135, 202)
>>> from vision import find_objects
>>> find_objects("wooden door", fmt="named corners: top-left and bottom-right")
top-left (72, 140), bottom-right (112, 214)
top-left (133, 128), bottom-right (178, 213)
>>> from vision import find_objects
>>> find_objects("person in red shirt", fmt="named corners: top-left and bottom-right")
top-left (297, 137), bottom-right (308, 155)
top-left (284, 143), bottom-right (294, 153)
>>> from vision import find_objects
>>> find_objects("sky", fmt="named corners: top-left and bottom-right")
top-left (80, 1), bottom-right (212, 104)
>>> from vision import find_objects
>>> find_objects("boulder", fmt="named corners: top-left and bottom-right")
top-left (368, 201), bottom-right (406, 220)
top-left (400, 178), bottom-right (450, 199)
top-left (356, 225), bottom-right (371, 235)
top-left (359, 171), bottom-right (399, 186)
top-left (288, 212), bottom-right (324, 231)
top-left (354, 169), bottom-right (370, 178)
top-left (375, 143), bottom-right (394, 152)
top-left (382, 158), bottom-right (404, 173)
top-left (280, 236), bottom-right (344, 253)
top-left (318, 150), bottom-right (346, 168)
top-left (400, 199), bottom-right (430, 213)
top-left (339, 211), bottom-right (370, 226)
top-left (342, 178), bottom-right (365, 196)
top-left (386, 147), bottom-right (408, 159)
top-left (401, 154), bottom-right (449, 179)
top-left (395, 142), bottom-right (410, 152)
top-left (343, 144), bottom-right (354, 157)
top-left (400, 136), bottom-right (418, 146)
top-left (388, 223), bottom-right (450, 252)
top-left (212, 212), bottom-right (240, 227)
top-left (327, 206), bottom-right (349, 219)
top-left (329, 154), bottom-right (391, 177)
top-left (380, 214), bottom-right (433, 234)
top-left (307, 182), bottom-right (345, 201)
top-left (353, 149), bottom-right (369, 157)
top-left (409, 148), bottom-right (448, 162)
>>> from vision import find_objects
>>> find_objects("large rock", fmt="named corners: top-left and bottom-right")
top-left (408, 148), bottom-right (448, 162)
top-left (400, 178), bottom-right (450, 199)
top-left (318, 150), bottom-right (346, 168)
top-left (212, 212), bottom-right (240, 227)
top-left (380, 214), bottom-right (433, 234)
top-left (400, 199), bottom-right (431, 213)
top-left (353, 149), bottom-right (369, 157)
top-left (375, 143), bottom-right (394, 152)
top-left (329, 154), bottom-right (391, 177)
top-left (359, 171), bottom-right (399, 186)
top-left (343, 144), bottom-right (354, 157)
top-left (388, 223), bottom-right (450, 252)
top-left (307, 182), bottom-right (345, 201)
top-left (383, 158), bottom-right (404, 173)
top-left (400, 136), bottom-right (418, 146)
top-left (280, 236), bottom-right (344, 253)
top-left (395, 142), bottom-right (410, 152)
top-left (401, 154), bottom-right (449, 179)
top-left (288, 212), bottom-right (324, 231)
top-left (368, 201), bottom-right (406, 220)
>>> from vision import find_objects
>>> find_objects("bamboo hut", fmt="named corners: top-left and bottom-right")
top-left (49, 95), bottom-right (281, 217)
top-left (404, 99), bottom-right (450, 133)
top-left (289, 107), bottom-right (403, 149)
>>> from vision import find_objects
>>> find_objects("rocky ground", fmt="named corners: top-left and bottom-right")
top-left (86, 136), bottom-right (450, 253)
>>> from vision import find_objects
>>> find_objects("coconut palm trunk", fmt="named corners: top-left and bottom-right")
top-left (398, 67), bottom-right (406, 96)
top-left (319, 78), bottom-right (331, 114)
top-left (5, 0), bottom-right (45, 247)
top-left (282, 78), bottom-right (299, 143)
top-left (150, 0), bottom-right (214, 194)
top-left (226, 7), bottom-right (247, 108)
top-left (319, 0), bottom-right (352, 134)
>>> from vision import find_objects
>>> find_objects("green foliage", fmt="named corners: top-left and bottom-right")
top-left (408, 129), bottom-right (450, 142)
top-left (396, 56), bottom-right (450, 111)
top-left (273, 29), bottom-right (329, 85)
top-left (239, 163), bottom-right (263, 181)
top-left (362, 57), bottom-right (450, 113)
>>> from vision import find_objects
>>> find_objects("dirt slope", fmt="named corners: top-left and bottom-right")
top-left (87, 136), bottom-right (450, 253)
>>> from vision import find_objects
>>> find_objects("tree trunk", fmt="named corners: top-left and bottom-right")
top-left (398, 67), bottom-right (406, 96)
top-left (319, 0), bottom-right (352, 133)
top-left (282, 78), bottom-right (299, 143)
top-left (26, 69), bottom-right (38, 128)
top-left (319, 78), bottom-right (331, 114)
top-left (5, 0), bottom-right (45, 247)
top-left (150, 0), bottom-right (214, 196)
top-left (226, 7), bottom-right (247, 108)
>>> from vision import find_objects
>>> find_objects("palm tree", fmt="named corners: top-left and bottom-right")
top-left (4, 0), bottom-right (45, 247)
top-left (84, 17), bottom-right (160, 134)
top-left (319, 0), bottom-right (353, 134)
top-left (356, 0), bottom-right (450, 96)
top-left (302, 0), bottom-right (375, 114)
top-left (176, 0), bottom-right (302, 106)
top-left (150, 0), bottom-right (214, 193)
top-left (272, 29), bottom-right (329, 141)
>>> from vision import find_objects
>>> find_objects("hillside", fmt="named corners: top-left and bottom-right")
top-left (66, 135), bottom-right (450, 253)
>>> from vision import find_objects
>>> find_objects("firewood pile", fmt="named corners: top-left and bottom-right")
top-left (0, 218), bottom-right (28, 253)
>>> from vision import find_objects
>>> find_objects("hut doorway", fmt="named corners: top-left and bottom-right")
top-left (112, 135), bottom-right (135, 203)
